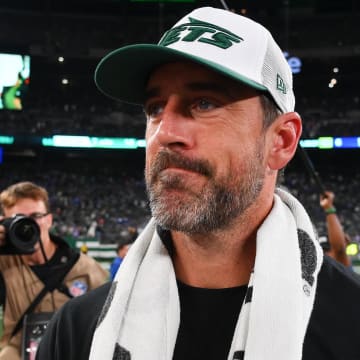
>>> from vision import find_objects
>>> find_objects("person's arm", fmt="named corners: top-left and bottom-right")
top-left (320, 191), bottom-right (351, 267)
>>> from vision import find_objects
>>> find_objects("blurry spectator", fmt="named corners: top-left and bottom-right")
top-left (319, 190), bottom-right (351, 267)
top-left (109, 227), bottom-right (138, 280)
top-left (109, 240), bottom-right (134, 281)
top-left (86, 220), bottom-right (98, 238)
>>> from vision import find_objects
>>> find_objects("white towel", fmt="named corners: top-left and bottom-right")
top-left (90, 188), bottom-right (323, 360)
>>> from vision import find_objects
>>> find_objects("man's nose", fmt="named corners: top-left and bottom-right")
top-left (151, 96), bottom-right (195, 150)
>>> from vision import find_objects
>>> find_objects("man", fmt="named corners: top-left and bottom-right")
top-left (319, 190), bottom-right (352, 267)
top-left (0, 181), bottom-right (109, 360)
top-left (37, 7), bottom-right (360, 360)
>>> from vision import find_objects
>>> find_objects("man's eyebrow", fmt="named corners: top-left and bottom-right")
top-left (144, 81), bottom-right (232, 102)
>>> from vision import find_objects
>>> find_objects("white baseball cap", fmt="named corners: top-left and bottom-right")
top-left (95, 6), bottom-right (295, 114)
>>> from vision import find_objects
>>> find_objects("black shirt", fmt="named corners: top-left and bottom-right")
top-left (173, 281), bottom-right (247, 360)
top-left (36, 255), bottom-right (360, 360)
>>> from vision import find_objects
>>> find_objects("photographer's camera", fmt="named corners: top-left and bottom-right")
top-left (0, 215), bottom-right (40, 254)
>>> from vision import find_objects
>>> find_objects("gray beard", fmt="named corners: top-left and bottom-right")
top-left (146, 145), bottom-right (265, 235)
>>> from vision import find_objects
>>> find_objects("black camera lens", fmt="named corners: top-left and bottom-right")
top-left (0, 215), bottom-right (40, 254)
top-left (13, 219), bottom-right (37, 242)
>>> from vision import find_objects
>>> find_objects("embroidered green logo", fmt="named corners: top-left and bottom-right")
top-left (276, 74), bottom-right (287, 94)
top-left (159, 17), bottom-right (243, 49)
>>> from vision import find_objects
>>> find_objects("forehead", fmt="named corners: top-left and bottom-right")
top-left (3, 198), bottom-right (46, 215)
top-left (146, 61), bottom-right (260, 99)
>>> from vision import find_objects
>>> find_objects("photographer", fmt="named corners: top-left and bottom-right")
top-left (0, 181), bottom-right (109, 360)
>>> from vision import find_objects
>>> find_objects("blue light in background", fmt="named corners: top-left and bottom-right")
top-left (334, 137), bottom-right (360, 148)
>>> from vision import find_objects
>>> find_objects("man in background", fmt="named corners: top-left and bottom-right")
top-left (0, 181), bottom-right (109, 360)
top-left (109, 228), bottom-right (137, 281)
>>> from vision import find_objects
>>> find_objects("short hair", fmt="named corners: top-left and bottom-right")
top-left (116, 241), bottom-right (133, 253)
top-left (116, 243), bottom-right (126, 252)
top-left (0, 181), bottom-right (50, 213)
top-left (260, 93), bottom-right (282, 130)
top-left (259, 93), bottom-right (289, 185)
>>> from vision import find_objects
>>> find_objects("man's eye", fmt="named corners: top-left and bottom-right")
top-left (194, 98), bottom-right (216, 111)
top-left (29, 213), bottom-right (42, 219)
top-left (144, 103), bottom-right (164, 118)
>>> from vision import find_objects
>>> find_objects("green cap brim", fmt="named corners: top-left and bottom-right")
top-left (94, 44), bottom-right (267, 105)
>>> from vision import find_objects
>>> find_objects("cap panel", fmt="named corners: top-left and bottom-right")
top-left (261, 35), bottom-right (295, 113)
top-left (158, 7), bottom-right (268, 85)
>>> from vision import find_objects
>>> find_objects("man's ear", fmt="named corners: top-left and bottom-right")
top-left (267, 112), bottom-right (302, 170)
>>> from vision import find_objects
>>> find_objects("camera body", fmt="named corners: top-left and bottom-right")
top-left (0, 215), bottom-right (40, 255)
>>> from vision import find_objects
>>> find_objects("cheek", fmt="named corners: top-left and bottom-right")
top-left (145, 123), bottom-right (157, 144)
top-left (145, 131), bottom-right (159, 167)
top-left (144, 150), bottom-right (155, 183)
top-left (39, 218), bottom-right (52, 232)
top-left (39, 223), bottom-right (47, 233)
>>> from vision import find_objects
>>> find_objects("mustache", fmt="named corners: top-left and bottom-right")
top-left (149, 150), bottom-right (213, 179)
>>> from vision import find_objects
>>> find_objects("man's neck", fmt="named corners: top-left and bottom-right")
top-left (172, 231), bottom-right (257, 288)
top-left (170, 197), bottom-right (273, 289)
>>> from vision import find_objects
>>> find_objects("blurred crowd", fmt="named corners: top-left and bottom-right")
top-left (282, 170), bottom-right (360, 242)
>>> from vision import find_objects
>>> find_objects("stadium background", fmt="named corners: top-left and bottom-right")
top-left (0, 0), bottom-right (359, 271)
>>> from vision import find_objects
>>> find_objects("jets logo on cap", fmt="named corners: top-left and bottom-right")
top-left (276, 74), bottom-right (287, 94)
top-left (159, 17), bottom-right (244, 50)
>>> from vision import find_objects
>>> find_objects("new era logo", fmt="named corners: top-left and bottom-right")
top-left (276, 74), bottom-right (287, 94)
